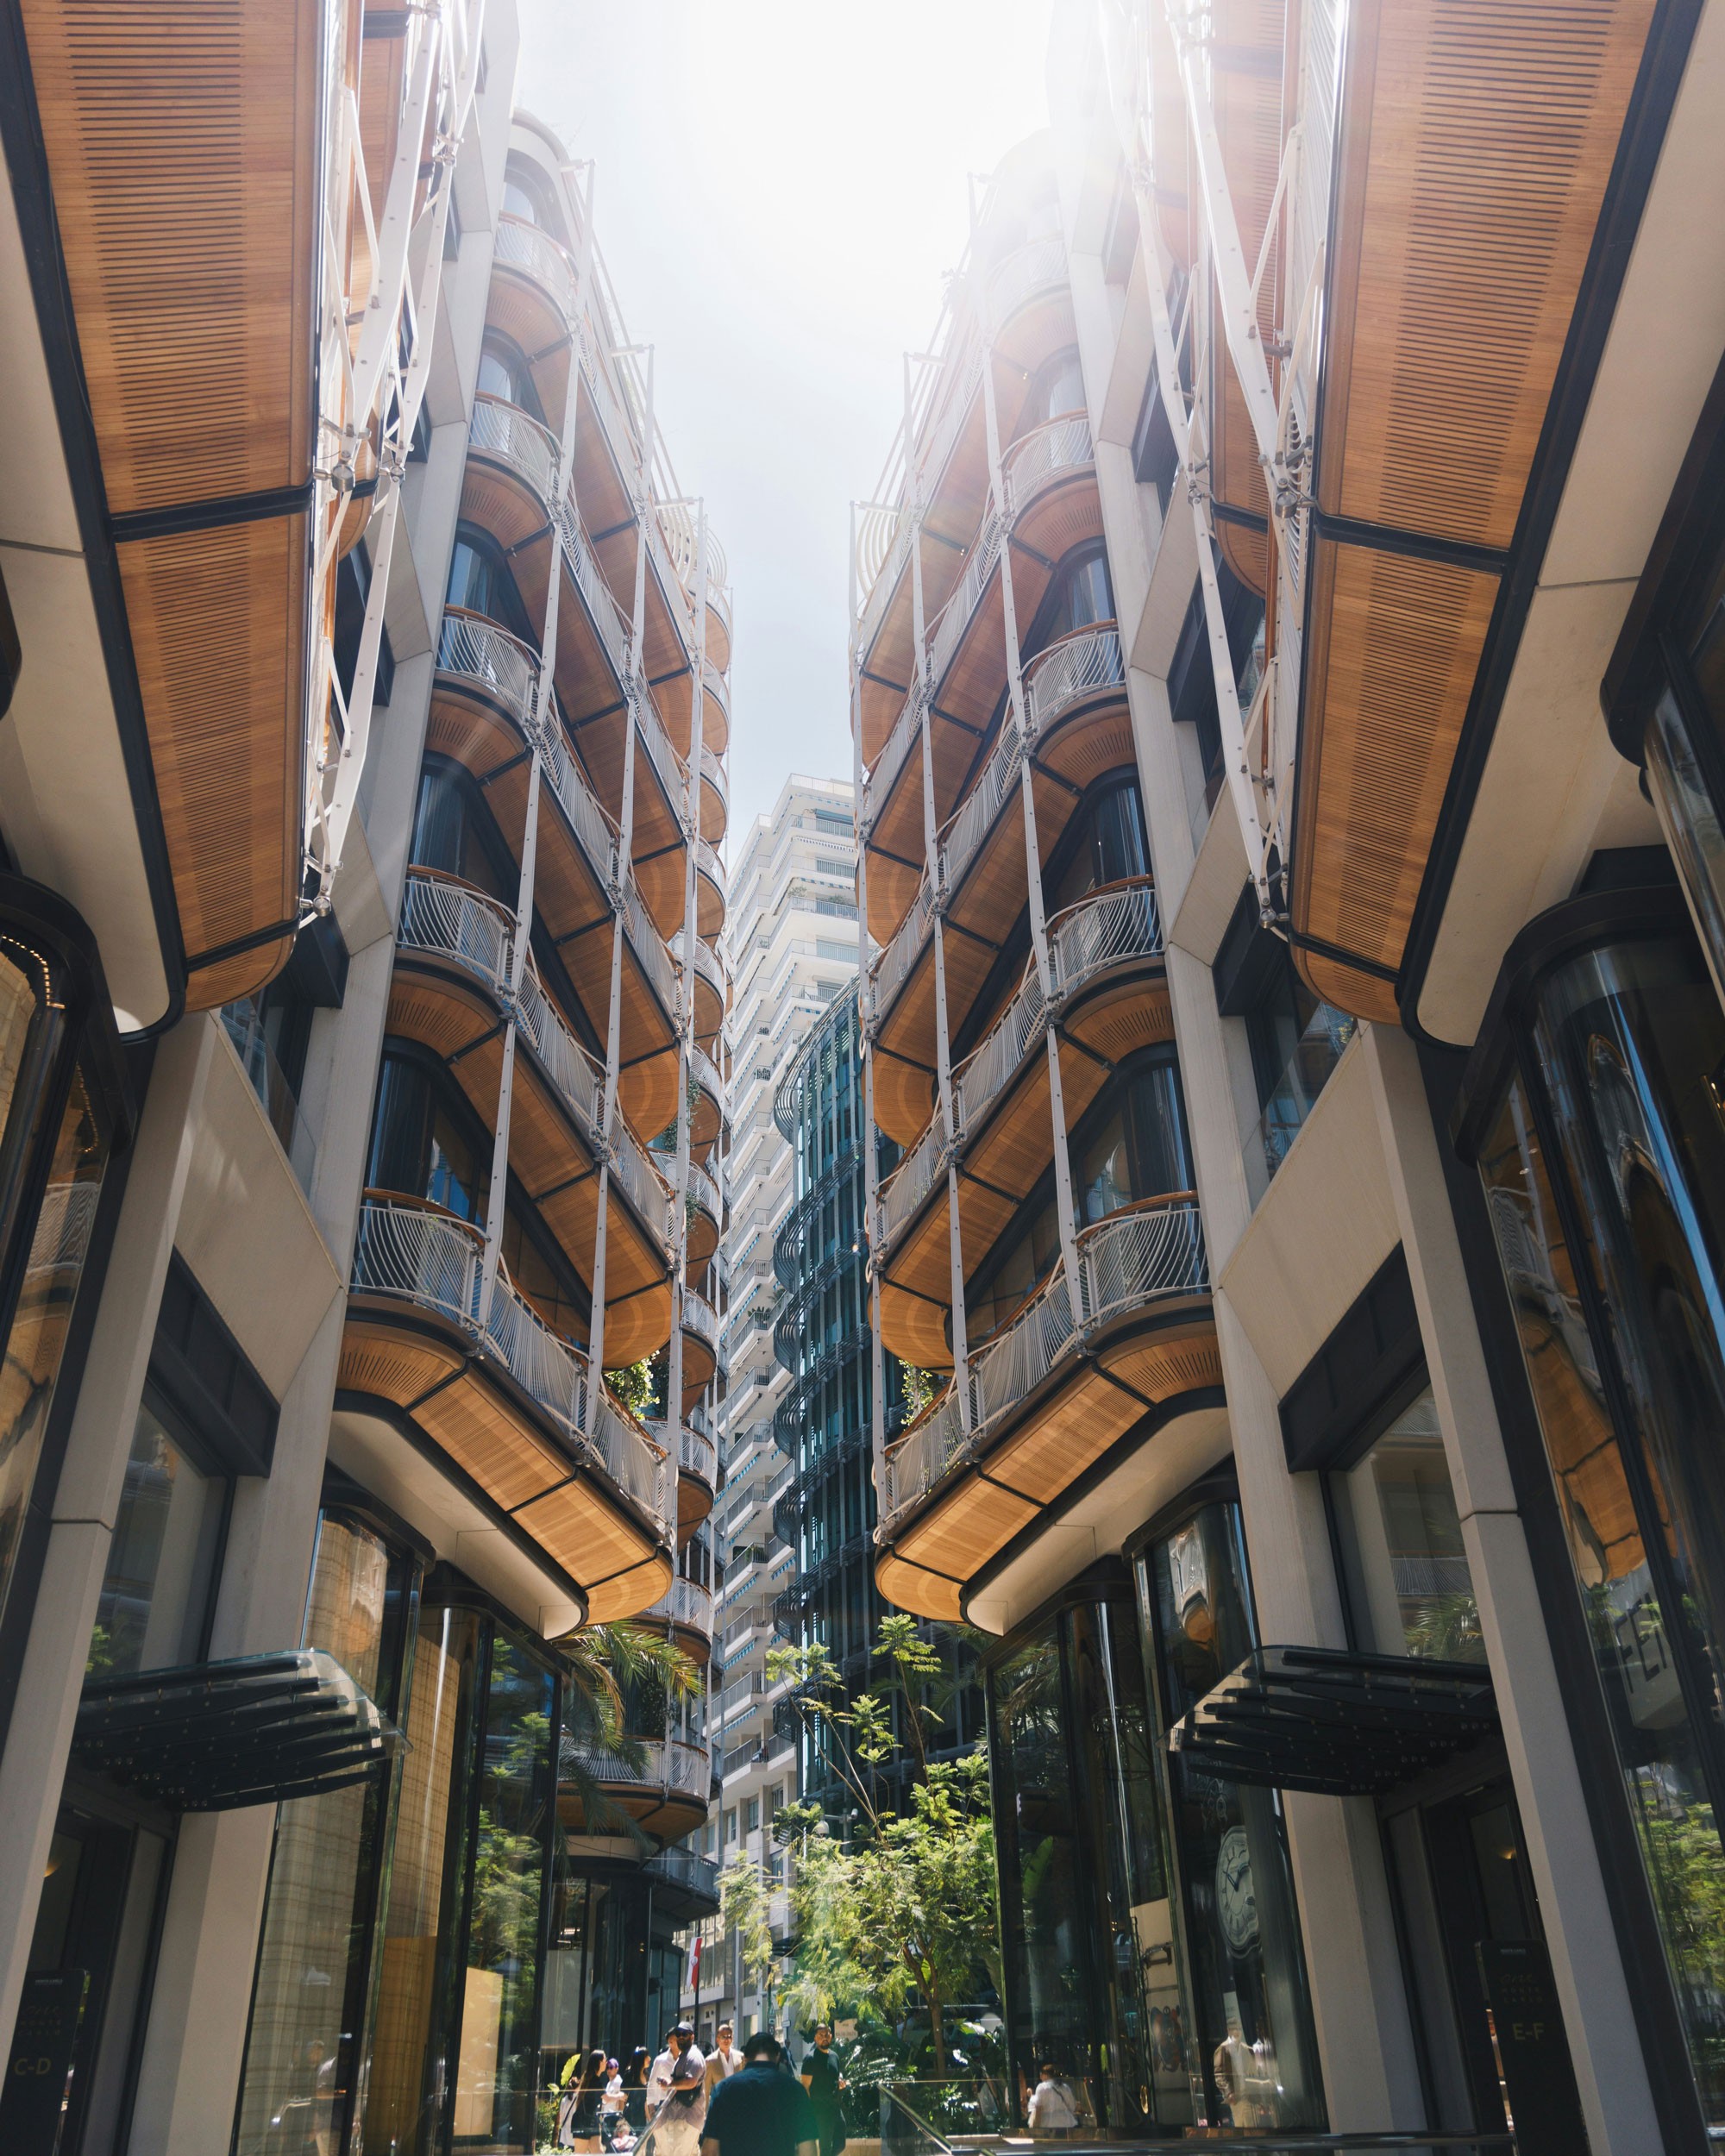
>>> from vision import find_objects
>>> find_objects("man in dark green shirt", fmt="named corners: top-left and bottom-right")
top-left (699, 2034), bottom-right (818, 2156)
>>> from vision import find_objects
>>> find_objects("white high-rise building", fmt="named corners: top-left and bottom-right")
top-left (693, 774), bottom-right (858, 2039)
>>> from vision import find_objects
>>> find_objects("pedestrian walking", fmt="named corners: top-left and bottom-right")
top-left (643, 2021), bottom-right (706, 2156)
top-left (704, 2022), bottom-right (741, 2092)
top-left (799, 2023), bottom-right (847, 2156)
top-left (1026, 2062), bottom-right (1079, 2139)
top-left (700, 2033), bottom-right (819, 2156)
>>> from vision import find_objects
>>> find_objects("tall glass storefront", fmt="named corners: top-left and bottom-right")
top-left (1460, 890), bottom-right (1725, 2131)
top-left (986, 1535), bottom-right (1320, 2140)
top-left (235, 1523), bottom-right (561, 2156)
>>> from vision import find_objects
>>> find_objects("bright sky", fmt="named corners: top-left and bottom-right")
top-left (512, 0), bottom-right (1057, 846)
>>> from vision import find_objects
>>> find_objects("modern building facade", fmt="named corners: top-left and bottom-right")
top-left (773, 986), bottom-right (985, 1821)
top-left (0, 9), bottom-right (727, 2153)
top-left (696, 774), bottom-right (858, 2036)
top-left (856, 2), bottom-right (1725, 2150)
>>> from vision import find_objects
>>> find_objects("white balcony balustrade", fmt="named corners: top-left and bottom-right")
top-left (881, 1198), bottom-right (1208, 1524)
top-left (352, 1196), bottom-right (674, 1537)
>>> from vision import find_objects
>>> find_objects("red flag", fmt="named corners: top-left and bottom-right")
top-left (686, 1933), bottom-right (702, 1990)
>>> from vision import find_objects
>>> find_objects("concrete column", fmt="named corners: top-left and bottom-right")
top-left (0, 1019), bottom-right (215, 2049)
top-left (1364, 1024), bottom-right (1663, 2156)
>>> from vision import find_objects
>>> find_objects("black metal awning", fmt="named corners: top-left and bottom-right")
top-left (1167, 1645), bottom-right (1498, 1796)
top-left (72, 1649), bottom-right (398, 1810)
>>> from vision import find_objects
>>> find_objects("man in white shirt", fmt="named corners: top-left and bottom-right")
top-left (1026, 2063), bottom-right (1079, 2139)
top-left (647, 2023), bottom-right (706, 2156)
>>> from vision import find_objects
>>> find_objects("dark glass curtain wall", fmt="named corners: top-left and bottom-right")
top-left (1132, 1498), bottom-right (1323, 2134)
top-left (987, 1572), bottom-right (1167, 2136)
top-left (1465, 894), bottom-right (1725, 2132)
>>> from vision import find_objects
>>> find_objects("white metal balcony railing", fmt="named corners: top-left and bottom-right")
top-left (567, 1735), bottom-right (711, 1800)
top-left (674, 930), bottom-right (724, 1007)
top-left (925, 514), bottom-right (1007, 698)
top-left (687, 1158), bottom-right (722, 1227)
top-left (469, 392), bottom-right (560, 509)
top-left (986, 234), bottom-right (1068, 334)
top-left (878, 880), bottom-right (1164, 1247)
top-left (352, 1197), bottom-right (674, 1534)
top-left (1002, 411), bottom-right (1094, 518)
top-left (682, 1286), bottom-right (720, 1351)
top-left (492, 210), bottom-right (578, 317)
top-left (397, 872), bottom-right (676, 1251)
top-left (690, 1041), bottom-right (725, 1111)
top-left (881, 1199), bottom-right (1208, 1525)
top-left (678, 1418), bottom-right (718, 1485)
top-left (623, 881), bottom-right (680, 1015)
top-left (632, 679), bottom-right (692, 817)
top-left (553, 497), bottom-right (632, 685)
top-left (649, 1574), bottom-right (715, 1634)
top-left (694, 832), bottom-right (726, 895)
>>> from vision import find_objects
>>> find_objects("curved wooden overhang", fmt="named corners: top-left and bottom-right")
top-left (690, 837), bottom-right (726, 941)
top-left (6, 0), bottom-right (328, 1018)
top-left (871, 673), bottom-right (1138, 1147)
top-left (681, 934), bottom-right (725, 1049)
top-left (1289, 0), bottom-right (1677, 1027)
top-left (557, 1747), bottom-right (710, 1843)
top-left (688, 1045), bottom-right (726, 1162)
top-left (487, 215), bottom-right (577, 428)
top-left (864, 462), bottom-right (1105, 951)
top-left (339, 1307), bottom-right (673, 1624)
top-left (423, 652), bottom-right (680, 1138)
top-left (706, 584), bottom-right (733, 673)
top-left (677, 1465), bottom-right (716, 1545)
top-left (386, 946), bottom-right (674, 1369)
top-left (695, 660), bottom-right (731, 760)
top-left (875, 1302), bottom-right (1223, 1623)
top-left (679, 1301), bottom-right (718, 1407)
top-left (881, 973), bottom-right (1178, 1372)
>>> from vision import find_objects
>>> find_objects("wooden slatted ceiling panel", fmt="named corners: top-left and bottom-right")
top-left (880, 1282), bottom-right (951, 1370)
top-left (1294, 542), bottom-right (1497, 1000)
top-left (586, 1555), bottom-right (675, 1624)
top-left (875, 1552), bottom-right (964, 1624)
top-left (1322, 0), bottom-right (1655, 548)
top-left (1210, 0), bottom-right (1285, 591)
top-left (119, 517), bottom-right (305, 993)
top-left (22, 0), bottom-right (319, 510)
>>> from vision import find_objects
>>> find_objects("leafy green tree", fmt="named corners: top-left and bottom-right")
top-left (775, 1755), bottom-right (999, 2067)
top-left (718, 1852), bottom-right (778, 2000)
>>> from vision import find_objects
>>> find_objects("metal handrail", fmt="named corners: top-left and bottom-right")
top-left (925, 512), bottom-right (1007, 692)
top-left (674, 929), bottom-right (725, 1005)
top-left (1025, 621), bottom-right (1125, 733)
top-left (881, 1196), bottom-right (1205, 1523)
top-left (622, 882), bottom-right (680, 1015)
top-left (566, 1735), bottom-right (710, 1798)
top-left (632, 679), bottom-right (692, 816)
top-left (436, 606), bottom-right (539, 731)
top-left (468, 391), bottom-right (560, 507)
top-left (398, 869), bottom-right (515, 994)
top-left (492, 210), bottom-right (578, 317)
top-left (553, 496), bottom-right (632, 685)
top-left (351, 1196), bottom-right (672, 1534)
top-left (699, 740), bottom-right (728, 817)
top-left (875, 880), bottom-right (1163, 1247)
top-left (681, 1286), bottom-right (721, 1351)
top-left (1001, 411), bottom-right (1094, 517)
top-left (687, 1158), bottom-right (723, 1225)
top-left (985, 232), bottom-right (1068, 330)
top-left (648, 1573), bottom-right (714, 1633)
top-left (612, 1122), bottom-right (675, 1247)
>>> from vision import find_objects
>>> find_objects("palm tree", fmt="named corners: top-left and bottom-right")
top-left (559, 1621), bottom-right (701, 1840)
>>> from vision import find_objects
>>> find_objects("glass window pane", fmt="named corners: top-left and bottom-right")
top-left (86, 1403), bottom-right (224, 1679)
top-left (1480, 1066), bottom-right (1725, 2129)
top-left (0, 1058), bottom-right (108, 1637)
top-left (1330, 1387), bottom-right (1484, 1662)
top-left (1138, 1503), bottom-right (1322, 2131)
top-left (234, 1516), bottom-right (404, 2156)
top-left (460, 1634), bottom-right (556, 2149)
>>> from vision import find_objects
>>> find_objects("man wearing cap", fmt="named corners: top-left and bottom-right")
top-left (701, 2032), bottom-right (819, 2156)
top-left (646, 2023), bottom-right (706, 2156)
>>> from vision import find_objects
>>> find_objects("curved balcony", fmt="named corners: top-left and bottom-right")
top-left (674, 929), bottom-right (725, 1045)
top-left (686, 1157), bottom-right (723, 1265)
top-left (876, 1200), bottom-right (1217, 1625)
top-left (869, 624), bottom-right (1129, 1037)
top-left (878, 881), bottom-right (1164, 1255)
top-left (985, 234), bottom-right (1070, 336)
top-left (468, 392), bottom-right (560, 519)
top-left (699, 657), bottom-right (731, 758)
top-left (342, 1195), bottom-right (675, 1622)
top-left (680, 1284), bottom-right (720, 1403)
top-left (693, 833), bottom-right (727, 939)
top-left (393, 871), bottom-right (674, 1366)
top-left (864, 413), bottom-right (1099, 870)
top-left (698, 741), bottom-right (728, 843)
top-left (689, 1040), bottom-right (728, 1158)
top-left (561, 1734), bottom-right (712, 1839)
top-left (492, 210), bottom-right (579, 323)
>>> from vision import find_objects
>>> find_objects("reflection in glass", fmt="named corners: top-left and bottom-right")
top-left (1476, 922), bottom-right (1725, 2129)
top-left (1050, 779), bottom-right (1148, 912)
top-left (235, 1514), bottom-right (411, 2156)
top-left (1137, 1502), bottom-right (1322, 2131)
top-left (0, 1050), bottom-right (108, 1636)
top-left (1329, 1387), bottom-right (1484, 1663)
top-left (86, 1402), bottom-right (225, 1678)
top-left (367, 1605), bottom-right (484, 2155)
top-left (988, 1586), bottom-right (1177, 2134)
top-left (459, 1635), bottom-right (556, 2147)
top-left (1645, 686), bottom-right (1725, 1014)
